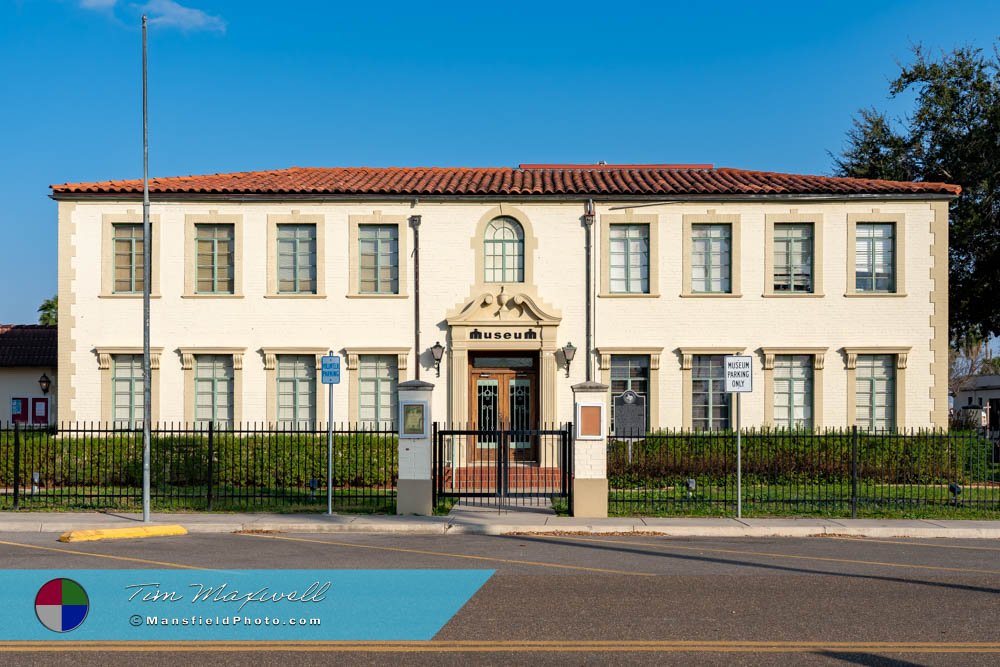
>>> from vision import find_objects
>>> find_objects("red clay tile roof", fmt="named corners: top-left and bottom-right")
top-left (50, 166), bottom-right (961, 198)
top-left (0, 325), bottom-right (57, 368)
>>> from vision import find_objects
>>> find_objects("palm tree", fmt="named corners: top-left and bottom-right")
top-left (37, 295), bottom-right (57, 326)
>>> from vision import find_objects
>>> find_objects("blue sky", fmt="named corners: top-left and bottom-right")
top-left (2, 0), bottom-right (999, 323)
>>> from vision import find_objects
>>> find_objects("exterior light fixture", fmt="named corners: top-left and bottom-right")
top-left (38, 373), bottom-right (51, 394)
top-left (430, 341), bottom-right (445, 377)
top-left (562, 342), bottom-right (577, 377)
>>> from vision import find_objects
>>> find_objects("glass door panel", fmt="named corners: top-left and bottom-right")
top-left (509, 378), bottom-right (531, 449)
top-left (476, 379), bottom-right (499, 449)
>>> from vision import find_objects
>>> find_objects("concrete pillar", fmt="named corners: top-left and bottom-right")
top-left (571, 381), bottom-right (609, 518)
top-left (396, 379), bottom-right (435, 515)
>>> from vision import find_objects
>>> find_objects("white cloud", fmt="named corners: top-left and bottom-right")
top-left (140, 0), bottom-right (226, 33)
top-left (78, 0), bottom-right (226, 34)
top-left (79, 0), bottom-right (118, 9)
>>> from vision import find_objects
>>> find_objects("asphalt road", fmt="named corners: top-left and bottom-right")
top-left (1, 532), bottom-right (998, 665)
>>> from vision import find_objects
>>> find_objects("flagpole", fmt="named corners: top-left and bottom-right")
top-left (141, 14), bottom-right (152, 524)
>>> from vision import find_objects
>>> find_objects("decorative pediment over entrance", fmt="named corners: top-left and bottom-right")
top-left (446, 287), bottom-right (561, 327)
top-left (445, 287), bottom-right (562, 426)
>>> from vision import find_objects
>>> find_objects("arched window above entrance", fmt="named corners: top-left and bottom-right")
top-left (484, 217), bottom-right (525, 283)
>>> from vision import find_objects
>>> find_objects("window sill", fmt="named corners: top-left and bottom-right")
top-left (346, 293), bottom-right (409, 299)
top-left (761, 293), bottom-right (826, 298)
top-left (181, 294), bottom-right (245, 299)
top-left (100, 294), bottom-right (161, 299)
top-left (679, 293), bottom-right (742, 298)
top-left (843, 292), bottom-right (908, 298)
top-left (598, 292), bottom-right (661, 299)
top-left (264, 294), bottom-right (327, 299)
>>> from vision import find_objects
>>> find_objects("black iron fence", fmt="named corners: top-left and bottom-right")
top-left (0, 422), bottom-right (398, 512)
top-left (609, 427), bottom-right (1000, 517)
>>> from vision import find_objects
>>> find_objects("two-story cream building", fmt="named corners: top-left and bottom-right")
top-left (52, 164), bottom-right (958, 441)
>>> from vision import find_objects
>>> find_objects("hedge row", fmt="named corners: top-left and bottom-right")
top-left (608, 430), bottom-right (997, 486)
top-left (0, 430), bottom-right (398, 488)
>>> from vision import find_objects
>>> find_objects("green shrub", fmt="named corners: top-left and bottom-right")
top-left (0, 428), bottom-right (399, 489)
top-left (608, 428), bottom-right (995, 487)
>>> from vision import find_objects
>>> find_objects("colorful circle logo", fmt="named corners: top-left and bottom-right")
top-left (35, 578), bottom-right (89, 633)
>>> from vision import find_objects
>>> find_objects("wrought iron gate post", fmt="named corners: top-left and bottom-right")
top-left (850, 425), bottom-right (859, 519)
top-left (12, 421), bottom-right (21, 510)
top-left (432, 422), bottom-right (438, 509)
top-left (206, 421), bottom-right (215, 511)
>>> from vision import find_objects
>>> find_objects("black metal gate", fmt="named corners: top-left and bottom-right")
top-left (433, 424), bottom-right (573, 509)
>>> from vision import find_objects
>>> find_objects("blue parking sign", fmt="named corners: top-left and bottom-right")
top-left (322, 355), bottom-right (341, 385)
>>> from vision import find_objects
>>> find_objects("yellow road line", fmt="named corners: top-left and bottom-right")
top-left (0, 539), bottom-right (206, 570)
top-left (828, 536), bottom-right (1000, 552)
top-left (59, 525), bottom-right (188, 543)
top-left (1, 641), bottom-right (999, 653)
top-left (543, 536), bottom-right (1000, 575)
top-left (240, 533), bottom-right (655, 576)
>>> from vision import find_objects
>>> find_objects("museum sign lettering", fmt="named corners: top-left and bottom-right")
top-left (468, 328), bottom-right (538, 340)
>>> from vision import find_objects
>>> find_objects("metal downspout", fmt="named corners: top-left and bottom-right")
top-left (409, 215), bottom-right (422, 380)
top-left (583, 200), bottom-right (595, 382)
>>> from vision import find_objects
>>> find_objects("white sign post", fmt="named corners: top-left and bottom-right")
top-left (321, 353), bottom-right (341, 515)
top-left (724, 355), bottom-right (753, 519)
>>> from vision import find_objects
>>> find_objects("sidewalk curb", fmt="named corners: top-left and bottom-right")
top-left (2, 517), bottom-right (999, 540)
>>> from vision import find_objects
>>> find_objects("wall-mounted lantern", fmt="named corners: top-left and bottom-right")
top-left (38, 373), bottom-right (51, 395)
top-left (430, 341), bottom-right (445, 377)
top-left (562, 342), bottom-right (577, 378)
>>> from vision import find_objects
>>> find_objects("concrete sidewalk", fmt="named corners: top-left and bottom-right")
top-left (1, 506), bottom-right (998, 539)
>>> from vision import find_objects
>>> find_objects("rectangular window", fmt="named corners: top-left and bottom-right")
top-left (358, 355), bottom-right (398, 425)
top-left (855, 223), bottom-right (895, 292)
top-left (113, 224), bottom-right (144, 293)
top-left (112, 354), bottom-right (144, 427)
top-left (195, 355), bottom-right (234, 426)
top-left (610, 355), bottom-right (650, 431)
top-left (195, 224), bottom-right (235, 294)
top-left (773, 223), bottom-right (813, 292)
top-left (609, 224), bottom-right (650, 293)
top-left (773, 355), bottom-right (813, 429)
top-left (691, 224), bottom-right (732, 293)
top-left (692, 355), bottom-right (730, 430)
top-left (277, 224), bottom-right (317, 294)
top-left (856, 354), bottom-right (896, 430)
top-left (277, 355), bottom-right (316, 426)
top-left (358, 225), bottom-right (399, 294)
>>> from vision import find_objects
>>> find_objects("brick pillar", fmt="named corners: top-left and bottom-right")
top-left (571, 381), bottom-right (609, 518)
top-left (396, 379), bottom-right (434, 515)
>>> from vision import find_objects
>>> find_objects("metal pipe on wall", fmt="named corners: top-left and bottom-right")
top-left (409, 215), bottom-right (422, 380)
top-left (583, 200), bottom-right (595, 382)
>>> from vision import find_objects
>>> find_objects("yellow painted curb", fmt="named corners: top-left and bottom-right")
top-left (58, 525), bottom-right (188, 543)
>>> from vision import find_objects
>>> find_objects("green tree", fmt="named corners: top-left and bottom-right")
top-left (37, 295), bottom-right (57, 325)
top-left (834, 44), bottom-right (1000, 340)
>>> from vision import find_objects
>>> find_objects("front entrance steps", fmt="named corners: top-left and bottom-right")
top-left (447, 498), bottom-right (556, 515)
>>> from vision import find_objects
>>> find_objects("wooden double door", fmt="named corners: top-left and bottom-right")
top-left (468, 353), bottom-right (538, 462)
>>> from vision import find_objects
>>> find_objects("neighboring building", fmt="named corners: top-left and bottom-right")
top-left (51, 164), bottom-right (958, 433)
top-left (0, 324), bottom-right (57, 424)
top-left (953, 375), bottom-right (1000, 433)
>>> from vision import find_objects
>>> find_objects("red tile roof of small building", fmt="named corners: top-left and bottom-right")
top-left (50, 165), bottom-right (961, 197)
top-left (0, 325), bottom-right (57, 368)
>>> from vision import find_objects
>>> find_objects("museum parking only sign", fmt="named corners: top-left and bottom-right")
top-left (724, 356), bottom-right (753, 393)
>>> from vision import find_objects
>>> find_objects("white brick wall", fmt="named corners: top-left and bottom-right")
top-left (60, 199), bottom-right (942, 428)
top-left (573, 444), bottom-right (608, 480)
top-left (398, 441), bottom-right (431, 480)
